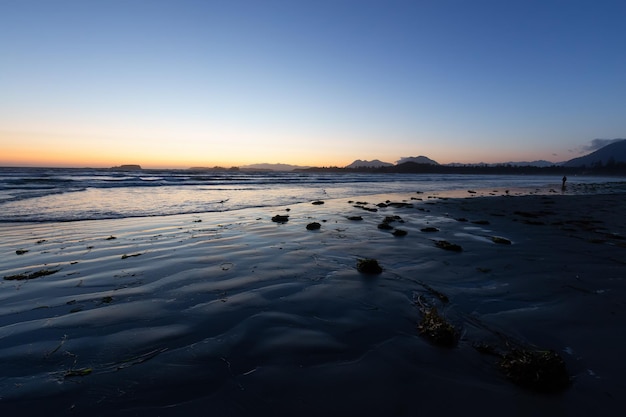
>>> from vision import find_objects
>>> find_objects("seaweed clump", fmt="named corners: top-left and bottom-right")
top-left (434, 240), bottom-right (463, 252)
top-left (4, 268), bottom-right (60, 281)
top-left (357, 258), bottom-right (382, 274)
top-left (498, 349), bottom-right (570, 393)
top-left (417, 304), bottom-right (459, 348)
top-left (64, 368), bottom-right (93, 378)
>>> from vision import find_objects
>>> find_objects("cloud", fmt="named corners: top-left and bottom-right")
top-left (584, 138), bottom-right (626, 151)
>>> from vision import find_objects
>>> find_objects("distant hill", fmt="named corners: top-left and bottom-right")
top-left (498, 160), bottom-right (557, 167)
top-left (240, 163), bottom-right (310, 171)
top-left (345, 159), bottom-right (394, 168)
top-left (188, 166), bottom-right (239, 171)
top-left (396, 156), bottom-right (439, 165)
top-left (564, 139), bottom-right (626, 167)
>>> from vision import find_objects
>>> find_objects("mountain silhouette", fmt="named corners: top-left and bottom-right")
top-left (564, 139), bottom-right (626, 167)
top-left (396, 156), bottom-right (439, 165)
top-left (345, 159), bottom-right (394, 168)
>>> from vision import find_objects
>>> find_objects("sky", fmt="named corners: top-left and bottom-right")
top-left (1, 0), bottom-right (625, 169)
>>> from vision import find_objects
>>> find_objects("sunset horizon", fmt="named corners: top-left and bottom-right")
top-left (2, 1), bottom-right (624, 171)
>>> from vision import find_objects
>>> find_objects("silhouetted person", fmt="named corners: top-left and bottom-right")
top-left (562, 175), bottom-right (567, 190)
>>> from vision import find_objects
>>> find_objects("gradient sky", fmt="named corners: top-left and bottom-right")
top-left (1, 0), bottom-right (625, 168)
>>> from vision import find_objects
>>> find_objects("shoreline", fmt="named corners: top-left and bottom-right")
top-left (1, 188), bottom-right (625, 415)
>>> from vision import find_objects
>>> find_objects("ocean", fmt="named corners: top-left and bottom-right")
top-left (1, 166), bottom-right (625, 223)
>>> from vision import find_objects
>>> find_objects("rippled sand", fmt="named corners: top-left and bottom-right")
top-left (1, 188), bottom-right (625, 416)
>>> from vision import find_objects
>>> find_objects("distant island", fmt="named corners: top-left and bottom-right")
top-left (110, 164), bottom-right (142, 171)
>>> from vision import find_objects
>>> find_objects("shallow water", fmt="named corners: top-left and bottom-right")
top-left (2, 167), bottom-right (624, 222)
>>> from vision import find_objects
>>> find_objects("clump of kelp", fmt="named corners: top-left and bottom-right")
top-left (4, 268), bottom-right (60, 281)
top-left (474, 341), bottom-right (571, 393)
top-left (415, 295), bottom-right (459, 348)
top-left (434, 240), bottom-right (463, 252)
top-left (357, 258), bottom-right (382, 274)
top-left (499, 349), bottom-right (570, 392)
top-left (412, 283), bottom-right (570, 393)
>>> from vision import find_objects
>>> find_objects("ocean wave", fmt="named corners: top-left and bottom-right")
top-left (1, 168), bottom-right (624, 223)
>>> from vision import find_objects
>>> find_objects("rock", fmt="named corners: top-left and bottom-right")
top-left (271, 215), bottom-right (289, 223)
top-left (357, 258), bottom-right (382, 274)
top-left (491, 236), bottom-right (512, 244)
top-left (306, 222), bottom-right (321, 230)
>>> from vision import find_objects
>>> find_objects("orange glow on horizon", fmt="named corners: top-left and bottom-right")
top-left (1, 130), bottom-right (565, 169)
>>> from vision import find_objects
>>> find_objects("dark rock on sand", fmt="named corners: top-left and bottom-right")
top-left (271, 215), bottom-right (290, 223)
top-left (306, 222), bottom-right (321, 230)
top-left (378, 222), bottom-right (394, 230)
top-left (383, 215), bottom-right (403, 223)
top-left (392, 229), bottom-right (408, 237)
top-left (311, 201), bottom-right (324, 205)
top-left (491, 236), bottom-right (512, 244)
top-left (388, 202), bottom-right (414, 208)
top-left (357, 258), bottom-right (383, 274)
top-left (15, 249), bottom-right (29, 255)
top-left (347, 216), bottom-right (363, 221)
top-left (421, 227), bottom-right (439, 233)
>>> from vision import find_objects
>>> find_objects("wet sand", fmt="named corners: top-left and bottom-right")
top-left (1, 187), bottom-right (625, 416)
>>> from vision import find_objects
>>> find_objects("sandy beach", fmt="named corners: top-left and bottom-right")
top-left (1, 186), bottom-right (625, 416)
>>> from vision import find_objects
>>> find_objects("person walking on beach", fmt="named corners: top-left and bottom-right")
top-left (562, 175), bottom-right (567, 190)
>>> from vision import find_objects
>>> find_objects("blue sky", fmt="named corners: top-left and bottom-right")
top-left (1, 0), bottom-right (625, 168)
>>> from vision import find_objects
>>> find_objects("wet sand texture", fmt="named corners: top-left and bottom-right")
top-left (1, 190), bottom-right (625, 416)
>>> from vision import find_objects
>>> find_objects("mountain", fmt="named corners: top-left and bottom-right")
top-left (345, 159), bottom-right (394, 168)
top-left (564, 139), bottom-right (626, 167)
top-left (396, 156), bottom-right (439, 165)
top-left (240, 163), bottom-right (310, 171)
